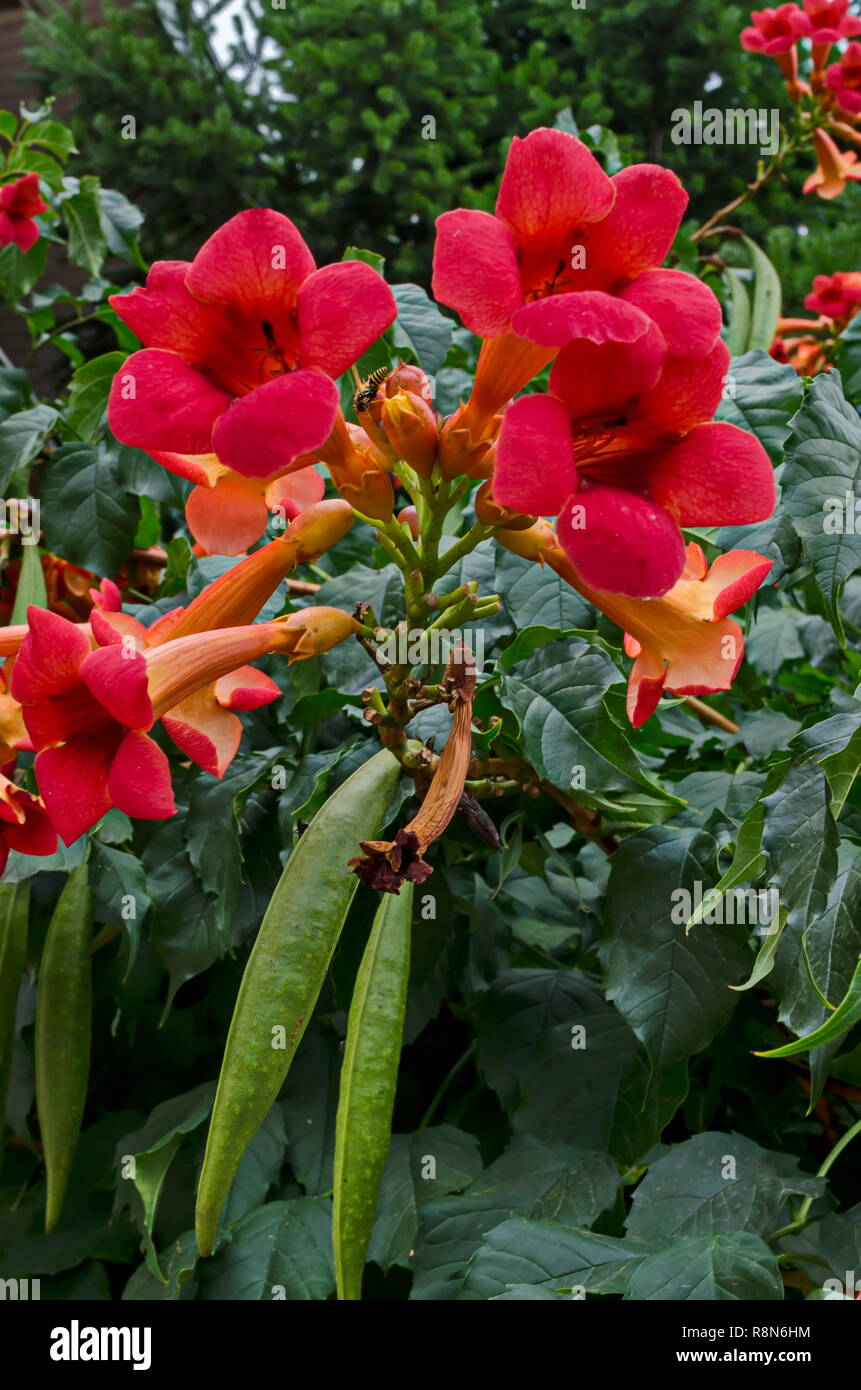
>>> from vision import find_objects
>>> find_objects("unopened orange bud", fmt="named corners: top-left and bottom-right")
top-left (496, 519), bottom-right (557, 563)
top-left (397, 505), bottom-right (419, 540)
top-left (380, 390), bottom-right (438, 477)
top-left (438, 407), bottom-right (499, 480)
top-left (284, 606), bottom-right (359, 660)
top-left (474, 480), bottom-right (535, 530)
top-left (385, 363), bottom-right (433, 406)
top-left (286, 499), bottom-right (355, 561)
top-left (329, 461), bottom-right (395, 523)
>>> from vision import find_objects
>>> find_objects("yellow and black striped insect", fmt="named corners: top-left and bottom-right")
top-left (353, 365), bottom-right (392, 414)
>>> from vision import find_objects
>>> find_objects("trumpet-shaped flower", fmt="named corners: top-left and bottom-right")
top-left (803, 269), bottom-right (861, 323)
top-left (497, 523), bottom-right (771, 726)
top-left (826, 40), bottom-right (861, 113)
top-left (12, 604), bottom-right (358, 844)
top-left (145, 449), bottom-right (325, 555)
top-left (803, 128), bottom-right (861, 197)
top-left (0, 173), bottom-right (48, 254)
top-left (492, 325), bottom-right (775, 598)
top-left (0, 772), bottom-right (57, 874)
top-left (803, 0), bottom-right (861, 43)
top-left (741, 5), bottom-right (809, 54)
top-left (432, 129), bottom-right (698, 453)
top-left (108, 217), bottom-right (397, 481)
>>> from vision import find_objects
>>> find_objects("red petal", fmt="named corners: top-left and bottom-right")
top-left (185, 209), bottom-right (315, 316)
top-left (548, 323), bottom-right (665, 419)
top-left (109, 262), bottom-right (226, 356)
top-left (81, 645), bottom-right (154, 730)
top-left (4, 173), bottom-right (48, 218)
top-left (108, 349), bottom-right (231, 454)
top-left (147, 450), bottom-right (223, 487)
top-left (494, 395), bottom-right (575, 515)
top-left (297, 263), bottom-right (397, 378)
top-left (701, 551), bottom-right (773, 619)
top-left (35, 737), bottom-right (117, 844)
top-left (583, 165), bottom-right (688, 287)
top-left (162, 697), bottom-right (242, 778)
top-left (557, 484), bottom-right (686, 598)
top-left (626, 649), bottom-right (667, 727)
top-left (8, 216), bottom-right (40, 254)
top-left (634, 338), bottom-right (730, 435)
top-left (432, 210), bottom-right (522, 337)
top-left (211, 370), bottom-right (339, 479)
top-left (512, 291), bottom-right (653, 348)
top-left (4, 799), bottom-right (57, 857)
top-left (109, 731), bottom-right (176, 820)
top-left (644, 422), bottom-right (776, 526)
top-left (215, 665), bottom-right (281, 710)
top-left (11, 607), bottom-right (90, 703)
top-left (619, 270), bottom-right (722, 358)
top-left (495, 128), bottom-right (615, 246)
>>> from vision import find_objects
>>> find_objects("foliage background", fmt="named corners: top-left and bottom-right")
top-left (0, 1), bottom-right (860, 1303)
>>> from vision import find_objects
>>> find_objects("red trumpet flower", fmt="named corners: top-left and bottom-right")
top-left (108, 213), bottom-right (397, 481)
top-left (0, 173), bottom-right (48, 254)
top-left (492, 316), bottom-right (775, 599)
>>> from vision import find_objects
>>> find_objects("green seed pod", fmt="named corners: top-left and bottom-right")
top-left (333, 881), bottom-right (413, 1300)
top-left (35, 864), bottom-right (93, 1233)
top-left (195, 748), bottom-right (402, 1257)
top-left (0, 882), bottom-right (30, 1153)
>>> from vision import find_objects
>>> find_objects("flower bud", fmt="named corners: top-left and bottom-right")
top-left (328, 460), bottom-right (395, 522)
top-left (495, 519), bottom-right (557, 563)
top-left (437, 408), bottom-right (498, 479)
top-left (380, 390), bottom-right (438, 477)
top-left (284, 607), bottom-right (359, 660)
top-left (286, 498), bottom-right (355, 562)
top-left (474, 480), bottom-right (535, 530)
top-left (384, 363), bottom-right (433, 406)
top-left (397, 505), bottom-right (419, 540)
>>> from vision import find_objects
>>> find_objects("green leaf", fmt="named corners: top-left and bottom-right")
top-left (0, 404), bottom-right (57, 489)
top-left (623, 1232), bottom-right (783, 1301)
top-left (66, 352), bottom-right (125, 443)
top-left (196, 1198), bottom-right (335, 1301)
top-left (21, 119), bottom-right (77, 160)
top-left (495, 547), bottom-right (593, 630)
top-left (716, 350), bottom-right (803, 463)
top-left (498, 632), bottom-right (674, 809)
top-left (782, 371), bottom-right (861, 643)
top-left (624, 1133), bottom-right (822, 1241)
top-left (392, 282), bottom-right (453, 374)
top-left (410, 1136), bottom-right (595, 1300)
top-left (368, 1126), bottom-right (483, 1272)
top-left (476, 967), bottom-right (687, 1162)
top-left (459, 1217), bottom-right (658, 1300)
top-left (722, 270), bottom-right (751, 357)
top-left (601, 826), bottom-right (749, 1069)
top-left (113, 1082), bottom-right (214, 1280)
top-left (342, 245), bottom-right (385, 275)
top-left (757, 952), bottom-right (861, 1058)
top-left (740, 235), bottom-right (782, 353)
top-left (762, 760), bottom-right (839, 935)
top-left (40, 442), bottom-right (138, 575)
top-left (10, 542), bottom-right (47, 624)
top-left (61, 175), bottom-right (107, 276)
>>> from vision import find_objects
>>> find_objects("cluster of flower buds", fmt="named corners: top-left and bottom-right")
top-left (741, 2), bottom-right (861, 196)
top-left (770, 269), bottom-right (861, 371)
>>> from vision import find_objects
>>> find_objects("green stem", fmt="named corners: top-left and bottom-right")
top-left (418, 1041), bottom-right (478, 1129)
top-left (770, 1114), bottom-right (861, 1243)
top-left (433, 521), bottom-right (496, 580)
